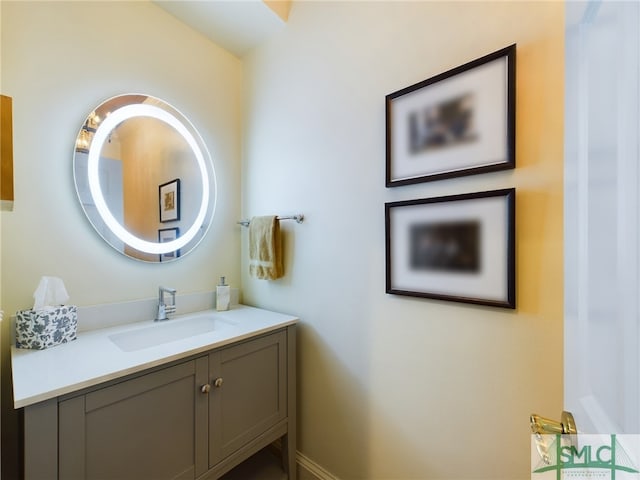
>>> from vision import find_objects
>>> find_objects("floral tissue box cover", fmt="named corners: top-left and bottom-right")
top-left (16, 305), bottom-right (78, 350)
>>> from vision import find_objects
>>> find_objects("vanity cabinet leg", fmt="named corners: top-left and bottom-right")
top-left (24, 398), bottom-right (58, 480)
top-left (282, 432), bottom-right (297, 480)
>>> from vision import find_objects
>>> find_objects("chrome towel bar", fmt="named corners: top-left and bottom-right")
top-left (237, 214), bottom-right (304, 227)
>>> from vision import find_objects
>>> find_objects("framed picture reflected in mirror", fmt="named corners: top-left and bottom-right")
top-left (158, 227), bottom-right (180, 262)
top-left (159, 178), bottom-right (180, 223)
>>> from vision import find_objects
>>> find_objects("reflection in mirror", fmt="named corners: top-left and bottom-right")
top-left (73, 94), bottom-right (216, 262)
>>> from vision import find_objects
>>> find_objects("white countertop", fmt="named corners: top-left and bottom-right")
top-left (12, 305), bottom-right (298, 409)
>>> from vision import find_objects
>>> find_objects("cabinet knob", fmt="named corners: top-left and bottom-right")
top-left (214, 377), bottom-right (223, 388)
top-left (201, 384), bottom-right (211, 394)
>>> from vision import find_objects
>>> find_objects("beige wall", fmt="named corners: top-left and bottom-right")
top-left (242, 2), bottom-right (564, 478)
top-left (0, 1), bottom-right (242, 475)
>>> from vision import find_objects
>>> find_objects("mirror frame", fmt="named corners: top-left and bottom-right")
top-left (73, 94), bottom-right (217, 262)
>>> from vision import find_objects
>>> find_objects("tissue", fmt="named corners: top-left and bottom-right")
top-left (33, 276), bottom-right (69, 311)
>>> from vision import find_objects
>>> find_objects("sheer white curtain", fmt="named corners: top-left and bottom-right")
top-left (564, 0), bottom-right (640, 433)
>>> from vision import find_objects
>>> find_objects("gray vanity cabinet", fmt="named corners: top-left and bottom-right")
top-left (23, 327), bottom-right (296, 480)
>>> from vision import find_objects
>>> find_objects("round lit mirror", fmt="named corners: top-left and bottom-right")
top-left (73, 94), bottom-right (216, 262)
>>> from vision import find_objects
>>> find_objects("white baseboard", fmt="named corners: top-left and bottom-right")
top-left (296, 451), bottom-right (339, 480)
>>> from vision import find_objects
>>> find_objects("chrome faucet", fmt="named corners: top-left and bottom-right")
top-left (155, 286), bottom-right (176, 321)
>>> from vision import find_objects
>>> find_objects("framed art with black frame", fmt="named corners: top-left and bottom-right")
top-left (386, 44), bottom-right (516, 187)
top-left (385, 188), bottom-right (515, 308)
top-left (158, 227), bottom-right (180, 262)
top-left (159, 178), bottom-right (181, 223)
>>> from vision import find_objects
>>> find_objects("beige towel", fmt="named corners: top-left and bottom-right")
top-left (249, 216), bottom-right (284, 280)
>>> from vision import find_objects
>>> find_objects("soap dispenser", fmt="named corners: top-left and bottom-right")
top-left (216, 276), bottom-right (230, 311)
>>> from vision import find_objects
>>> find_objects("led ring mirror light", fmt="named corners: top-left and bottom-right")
top-left (89, 104), bottom-right (210, 255)
top-left (76, 95), bottom-right (217, 261)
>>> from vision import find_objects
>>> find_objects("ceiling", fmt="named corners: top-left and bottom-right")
top-left (152, 0), bottom-right (289, 58)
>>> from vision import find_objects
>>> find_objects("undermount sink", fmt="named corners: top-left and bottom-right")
top-left (109, 313), bottom-right (234, 352)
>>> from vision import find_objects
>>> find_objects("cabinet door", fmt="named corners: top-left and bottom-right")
top-left (209, 330), bottom-right (287, 467)
top-left (59, 357), bottom-right (209, 480)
